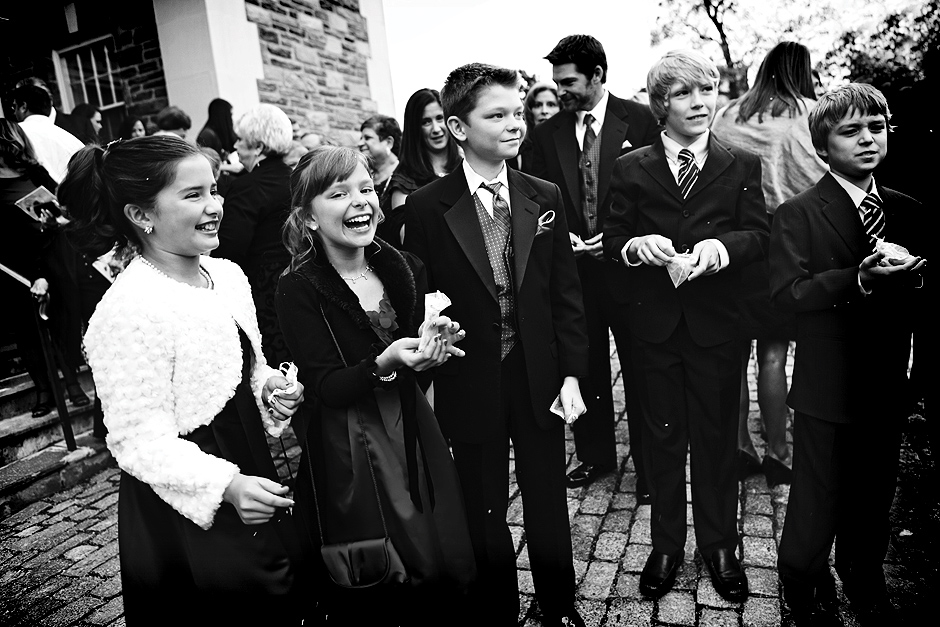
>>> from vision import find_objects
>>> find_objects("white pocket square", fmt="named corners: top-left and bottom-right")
top-left (621, 139), bottom-right (633, 149)
top-left (535, 210), bottom-right (555, 235)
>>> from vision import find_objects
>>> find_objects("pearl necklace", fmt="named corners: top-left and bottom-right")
top-left (138, 256), bottom-right (214, 289)
top-left (337, 264), bottom-right (373, 284)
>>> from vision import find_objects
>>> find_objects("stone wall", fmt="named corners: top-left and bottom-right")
top-left (244, 0), bottom-right (375, 145)
top-left (113, 15), bottom-right (170, 124)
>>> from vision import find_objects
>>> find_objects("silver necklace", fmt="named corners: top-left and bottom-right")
top-left (337, 264), bottom-right (373, 284)
top-left (138, 256), bottom-right (213, 289)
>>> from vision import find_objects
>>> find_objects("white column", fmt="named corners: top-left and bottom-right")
top-left (360, 0), bottom-right (395, 117)
top-left (151, 0), bottom-right (264, 136)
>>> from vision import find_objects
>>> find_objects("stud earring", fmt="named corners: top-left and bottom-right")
top-left (310, 223), bottom-right (318, 231)
top-left (144, 225), bottom-right (153, 235)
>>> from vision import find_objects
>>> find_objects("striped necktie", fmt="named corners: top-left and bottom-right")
top-left (481, 182), bottom-right (511, 235)
top-left (677, 148), bottom-right (699, 199)
top-left (582, 113), bottom-right (596, 153)
top-left (860, 191), bottom-right (885, 242)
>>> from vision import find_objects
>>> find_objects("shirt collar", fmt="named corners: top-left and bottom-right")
top-left (830, 171), bottom-right (880, 209)
top-left (463, 159), bottom-right (508, 195)
top-left (577, 89), bottom-right (609, 128)
top-left (662, 129), bottom-right (710, 166)
top-left (20, 114), bottom-right (52, 126)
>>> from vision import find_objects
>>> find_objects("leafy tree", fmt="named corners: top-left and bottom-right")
top-left (825, 0), bottom-right (938, 91)
top-left (650, 0), bottom-right (915, 96)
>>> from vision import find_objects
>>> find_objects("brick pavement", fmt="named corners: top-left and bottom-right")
top-left (1, 340), bottom-right (936, 626)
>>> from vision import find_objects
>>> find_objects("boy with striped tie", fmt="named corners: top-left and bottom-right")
top-left (603, 49), bottom-right (769, 602)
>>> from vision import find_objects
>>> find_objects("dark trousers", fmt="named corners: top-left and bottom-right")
top-left (571, 258), bottom-right (645, 482)
top-left (632, 319), bottom-right (740, 556)
top-left (778, 411), bottom-right (902, 601)
top-left (450, 346), bottom-right (574, 624)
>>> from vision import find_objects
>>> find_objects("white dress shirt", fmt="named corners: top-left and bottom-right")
top-left (575, 89), bottom-right (609, 150)
top-left (18, 114), bottom-right (83, 183)
top-left (463, 159), bottom-right (510, 219)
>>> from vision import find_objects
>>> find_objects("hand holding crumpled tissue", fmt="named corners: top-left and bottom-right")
top-left (418, 291), bottom-right (454, 351)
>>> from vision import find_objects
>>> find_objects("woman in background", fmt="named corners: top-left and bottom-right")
top-left (517, 82), bottom-right (559, 170)
top-left (117, 115), bottom-right (147, 140)
top-left (711, 41), bottom-right (828, 487)
top-left (378, 89), bottom-right (460, 248)
top-left (70, 103), bottom-right (103, 145)
top-left (358, 114), bottom-right (401, 199)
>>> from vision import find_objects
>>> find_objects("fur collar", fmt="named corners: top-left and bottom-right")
top-left (295, 239), bottom-right (418, 336)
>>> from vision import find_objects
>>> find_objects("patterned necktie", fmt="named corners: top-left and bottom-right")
top-left (677, 148), bottom-right (699, 199)
top-left (481, 182), bottom-right (511, 235)
top-left (583, 113), bottom-right (596, 153)
top-left (860, 191), bottom-right (886, 242)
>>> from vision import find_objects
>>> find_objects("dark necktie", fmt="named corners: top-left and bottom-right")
top-left (677, 148), bottom-right (699, 199)
top-left (860, 191), bottom-right (886, 242)
top-left (481, 182), bottom-right (511, 235)
top-left (583, 113), bottom-right (596, 153)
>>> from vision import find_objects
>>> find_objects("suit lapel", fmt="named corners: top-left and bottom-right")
top-left (597, 96), bottom-right (628, 210)
top-left (686, 134), bottom-right (733, 201)
top-left (441, 171), bottom-right (498, 301)
top-left (508, 169), bottom-right (539, 291)
top-left (552, 112), bottom-right (581, 212)
top-left (639, 139), bottom-right (683, 202)
top-left (818, 173), bottom-right (868, 256)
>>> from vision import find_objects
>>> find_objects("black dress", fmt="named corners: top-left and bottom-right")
top-left (277, 243), bottom-right (476, 626)
top-left (118, 328), bottom-right (300, 625)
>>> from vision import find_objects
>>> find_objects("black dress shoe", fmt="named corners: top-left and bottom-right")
top-left (67, 385), bottom-right (91, 407)
top-left (737, 450), bottom-right (762, 480)
top-left (566, 462), bottom-right (612, 488)
top-left (762, 455), bottom-right (792, 488)
top-left (702, 548), bottom-right (748, 602)
top-left (31, 392), bottom-right (54, 418)
top-left (639, 549), bottom-right (683, 598)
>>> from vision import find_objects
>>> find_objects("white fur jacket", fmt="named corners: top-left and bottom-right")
top-left (83, 256), bottom-right (287, 529)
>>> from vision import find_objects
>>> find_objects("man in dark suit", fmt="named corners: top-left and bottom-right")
top-left (527, 34), bottom-right (659, 492)
top-left (405, 63), bottom-right (589, 626)
top-left (770, 84), bottom-right (926, 625)
top-left (603, 50), bottom-right (768, 602)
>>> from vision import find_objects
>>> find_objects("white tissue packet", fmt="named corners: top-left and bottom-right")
top-left (874, 239), bottom-right (913, 264)
top-left (666, 253), bottom-right (694, 288)
top-left (550, 395), bottom-right (586, 425)
top-left (418, 291), bottom-right (452, 351)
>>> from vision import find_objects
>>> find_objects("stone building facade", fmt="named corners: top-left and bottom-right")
top-left (0, 0), bottom-right (392, 145)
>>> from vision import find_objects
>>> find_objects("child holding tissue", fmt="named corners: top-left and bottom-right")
top-left (404, 63), bottom-right (590, 626)
top-left (276, 146), bottom-right (476, 625)
top-left (603, 50), bottom-right (768, 602)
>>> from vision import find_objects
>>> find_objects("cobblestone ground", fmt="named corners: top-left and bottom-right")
top-left (1, 341), bottom-right (936, 626)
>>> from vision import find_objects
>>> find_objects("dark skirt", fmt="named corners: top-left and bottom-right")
top-left (294, 381), bottom-right (476, 625)
top-left (738, 215), bottom-right (795, 341)
top-left (118, 329), bottom-right (300, 625)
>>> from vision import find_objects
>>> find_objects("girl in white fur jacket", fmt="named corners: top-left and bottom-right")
top-left (58, 136), bottom-right (306, 625)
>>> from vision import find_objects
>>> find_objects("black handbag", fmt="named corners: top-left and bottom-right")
top-left (305, 305), bottom-right (410, 588)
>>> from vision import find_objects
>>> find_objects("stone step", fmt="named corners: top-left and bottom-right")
top-left (0, 429), bottom-right (113, 519)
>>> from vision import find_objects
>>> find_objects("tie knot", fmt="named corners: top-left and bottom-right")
top-left (679, 148), bottom-right (695, 164)
top-left (862, 192), bottom-right (881, 209)
top-left (583, 113), bottom-right (594, 128)
top-left (481, 182), bottom-right (503, 196)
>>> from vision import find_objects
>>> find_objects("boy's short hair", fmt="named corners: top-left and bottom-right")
top-left (10, 85), bottom-right (53, 116)
top-left (647, 50), bottom-right (720, 124)
top-left (156, 106), bottom-right (192, 131)
top-left (807, 83), bottom-right (892, 155)
top-left (441, 63), bottom-right (521, 126)
top-left (545, 34), bottom-right (608, 84)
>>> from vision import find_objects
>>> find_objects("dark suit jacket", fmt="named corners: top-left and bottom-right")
top-left (404, 167), bottom-right (589, 443)
top-left (603, 133), bottom-right (769, 347)
top-left (214, 156), bottom-right (292, 278)
top-left (525, 93), bottom-right (659, 238)
top-left (769, 173), bottom-right (925, 423)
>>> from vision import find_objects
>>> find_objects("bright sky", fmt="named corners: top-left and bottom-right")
top-left (382, 0), bottom-right (664, 121)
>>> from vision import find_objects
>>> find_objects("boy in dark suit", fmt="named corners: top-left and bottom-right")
top-left (404, 63), bottom-right (590, 626)
top-left (771, 83), bottom-right (926, 625)
top-left (603, 50), bottom-right (769, 602)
